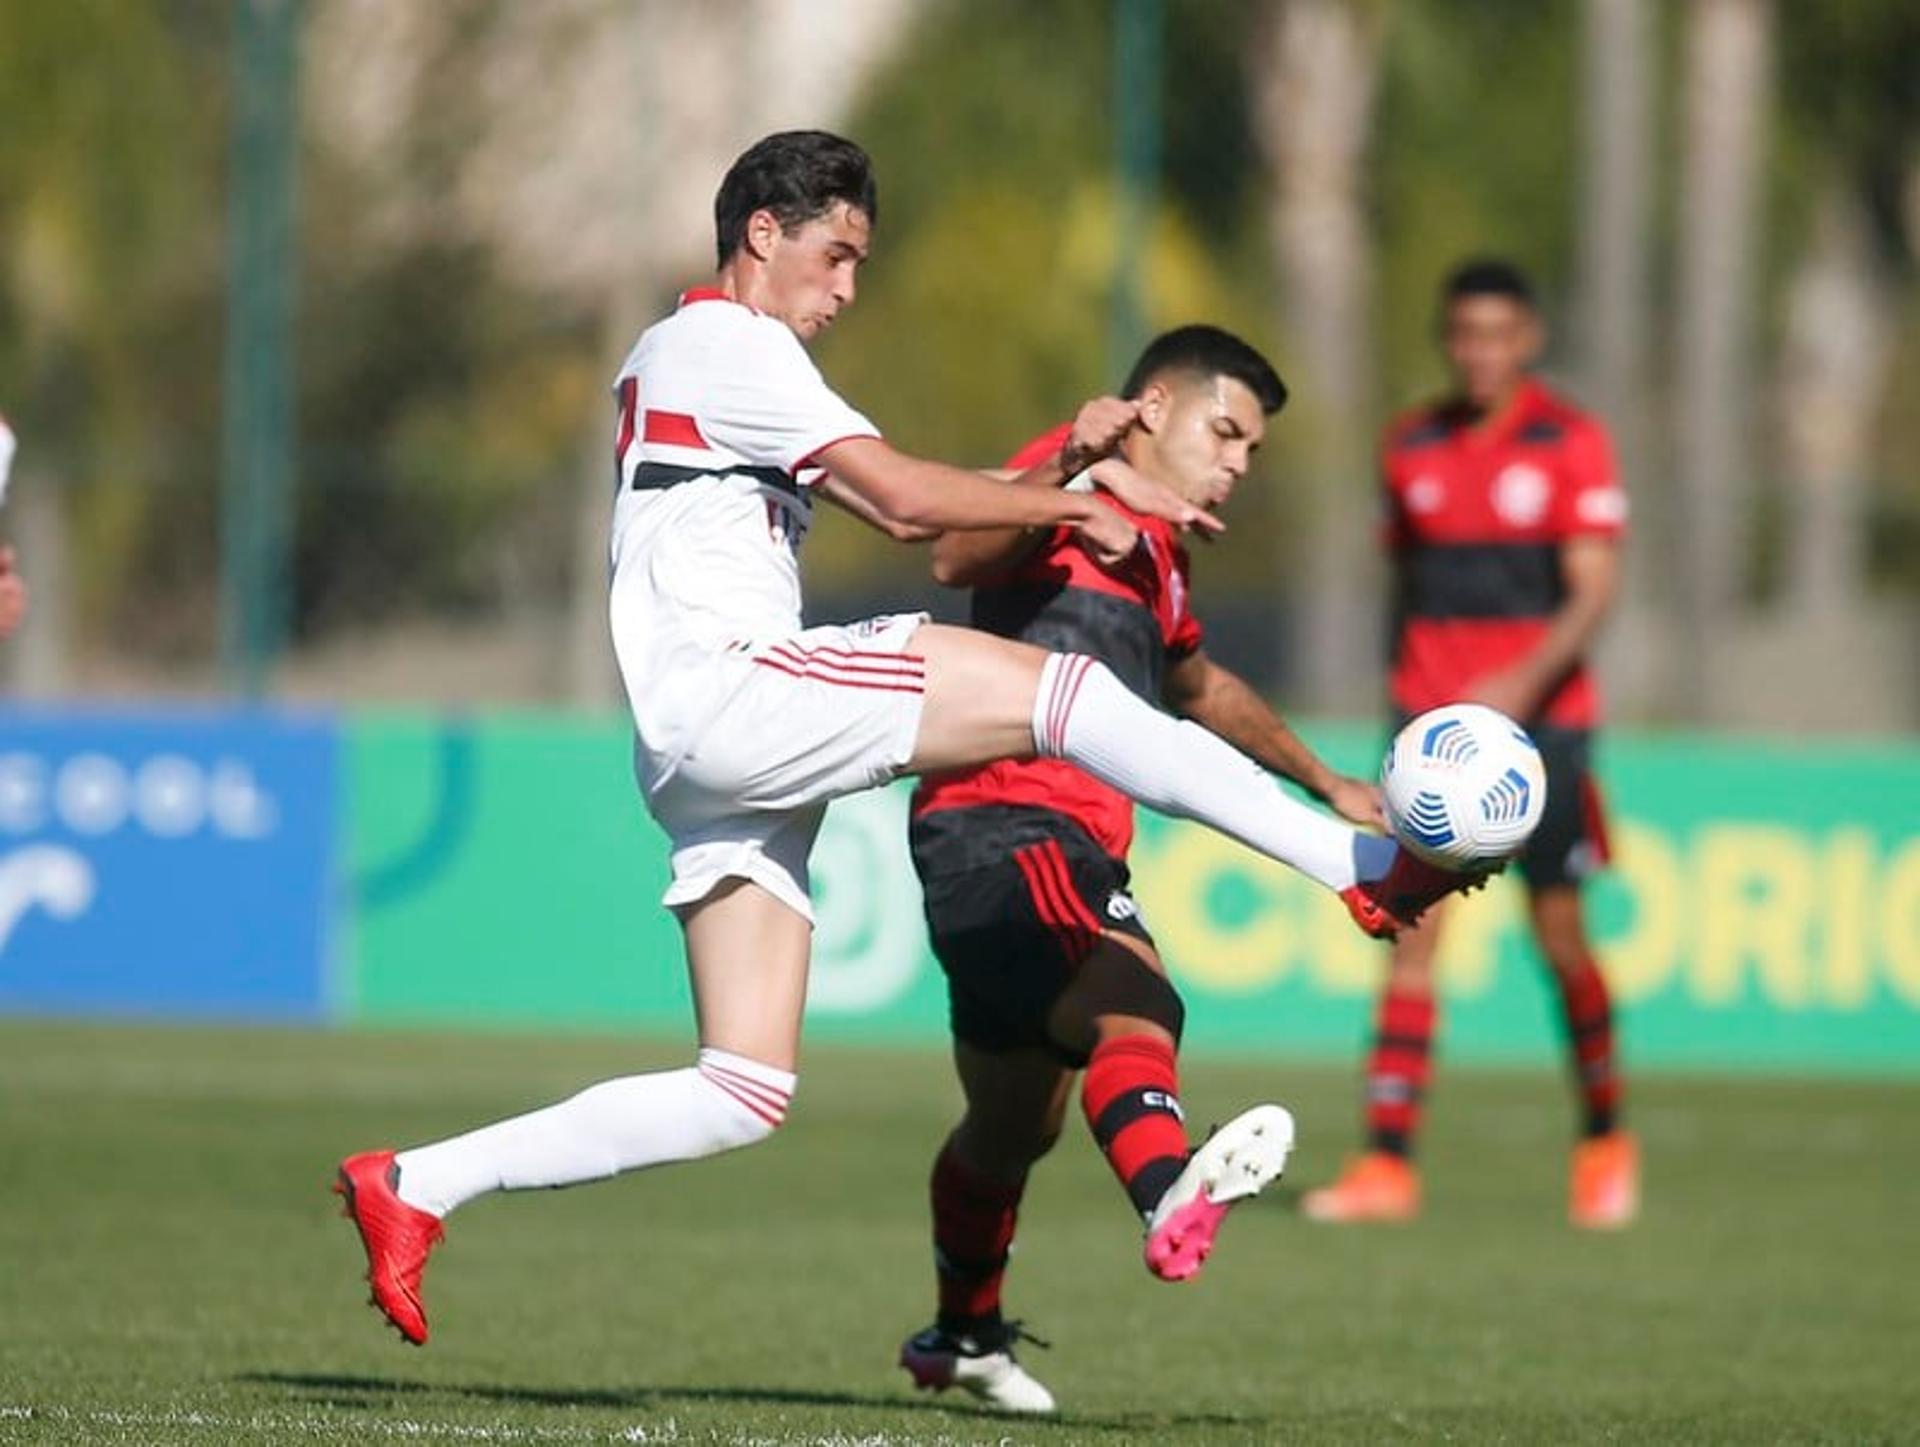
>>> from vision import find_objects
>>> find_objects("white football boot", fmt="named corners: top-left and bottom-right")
top-left (898, 1321), bottom-right (1056, 1414)
top-left (1143, 1103), bottom-right (1295, 1281)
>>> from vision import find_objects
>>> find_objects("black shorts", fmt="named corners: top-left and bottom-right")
top-left (909, 804), bottom-right (1155, 1059)
top-left (1521, 724), bottom-right (1612, 889)
top-left (1391, 716), bottom-right (1612, 891)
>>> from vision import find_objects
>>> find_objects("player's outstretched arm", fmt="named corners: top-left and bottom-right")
top-left (928, 514), bottom-right (1050, 587)
top-left (813, 472), bottom-right (943, 542)
top-left (1162, 649), bottom-right (1382, 827)
top-left (817, 436), bottom-right (1141, 568)
top-left (928, 453), bottom-right (1225, 586)
top-left (1465, 534), bottom-right (1620, 721)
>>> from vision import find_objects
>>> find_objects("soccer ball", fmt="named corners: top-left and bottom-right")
top-left (1381, 704), bottom-right (1548, 870)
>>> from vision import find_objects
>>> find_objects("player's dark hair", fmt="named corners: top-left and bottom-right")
top-left (1120, 325), bottom-right (1288, 414)
top-left (1441, 257), bottom-right (1538, 310)
top-left (714, 130), bottom-right (878, 266)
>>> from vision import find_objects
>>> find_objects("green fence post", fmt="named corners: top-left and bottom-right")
top-left (220, 0), bottom-right (300, 696)
top-left (1110, 0), bottom-right (1163, 384)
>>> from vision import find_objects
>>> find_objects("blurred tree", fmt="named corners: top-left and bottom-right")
top-left (1772, 0), bottom-right (1920, 611)
top-left (1252, 0), bottom-right (1385, 713)
top-left (1673, 0), bottom-right (1772, 723)
top-left (0, 0), bottom-right (225, 665)
top-left (0, 0), bottom-right (1912, 722)
top-left (1372, 0), bottom-right (1581, 405)
top-left (1576, 0), bottom-right (1661, 717)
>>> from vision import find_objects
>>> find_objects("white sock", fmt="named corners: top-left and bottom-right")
top-left (1032, 652), bottom-right (1395, 892)
top-left (392, 1047), bottom-right (795, 1218)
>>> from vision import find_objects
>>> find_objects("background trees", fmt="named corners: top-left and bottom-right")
top-left (0, 0), bottom-right (1914, 727)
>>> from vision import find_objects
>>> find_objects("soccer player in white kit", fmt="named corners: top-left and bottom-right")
top-left (335, 132), bottom-right (1479, 1378)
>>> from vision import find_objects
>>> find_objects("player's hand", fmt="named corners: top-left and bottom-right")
top-left (1465, 668), bottom-right (1536, 723)
top-left (0, 545), bottom-right (27, 640)
top-left (1325, 773), bottom-right (1386, 830)
top-left (1059, 396), bottom-right (1140, 473)
top-left (1070, 499), bottom-right (1140, 569)
top-left (1086, 458), bottom-right (1225, 540)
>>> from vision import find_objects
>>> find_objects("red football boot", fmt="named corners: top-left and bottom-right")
top-left (1341, 847), bottom-right (1494, 940)
top-left (335, 1149), bottom-right (444, 1345)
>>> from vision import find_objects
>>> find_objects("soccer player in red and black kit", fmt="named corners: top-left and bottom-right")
top-left (1302, 258), bottom-right (1639, 1231)
top-left (897, 326), bottom-right (1382, 1412)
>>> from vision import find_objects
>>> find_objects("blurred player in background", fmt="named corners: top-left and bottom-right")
top-left (1303, 258), bottom-right (1638, 1230)
top-left (334, 131), bottom-right (1482, 1354)
top-left (0, 413), bottom-right (29, 639)
top-left (898, 326), bottom-right (1381, 1412)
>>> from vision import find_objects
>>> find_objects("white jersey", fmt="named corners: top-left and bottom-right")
top-left (609, 289), bottom-right (877, 646)
top-left (608, 287), bottom-right (881, 773)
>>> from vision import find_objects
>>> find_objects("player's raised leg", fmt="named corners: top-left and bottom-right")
top-left (900, 1044), bottom-right (1069, 1414)
top-left (336, 879), bottom-right (810, 1343)
top-left (907, 623), bottom-right (1462, 929)
top-left (1048, 938), bottom-right (1292, 1281)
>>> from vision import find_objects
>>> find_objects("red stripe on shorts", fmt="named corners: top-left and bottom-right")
top-left (765, 644), bottom-right (925, 681)
top-left (1581, 774), bottom-right (1613, 867)
top-left (752, 655), bottom-right (926, 694)
top-left (1037, 839), bottom-right (1104, 935)
top-left (1015, 844), bottom-right (1093, 963)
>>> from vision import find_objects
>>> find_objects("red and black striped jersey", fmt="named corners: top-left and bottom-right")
top-left (1382, 378), bottom-right (1626, 728)
top-left (910, 423), bottom-right (1203, 860)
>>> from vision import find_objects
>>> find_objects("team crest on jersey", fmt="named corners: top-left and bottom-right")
top-left (1491, 463), bottom-right (1551, 526)
top-left (1106, 890), bottom-right (1141, 923)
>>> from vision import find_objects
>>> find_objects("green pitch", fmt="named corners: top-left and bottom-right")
top-left (2, 1021), bottom-right (1915, 1444)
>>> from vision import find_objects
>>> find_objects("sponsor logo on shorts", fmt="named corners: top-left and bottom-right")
top-left (1106, 890), bottom-right (1140, 922)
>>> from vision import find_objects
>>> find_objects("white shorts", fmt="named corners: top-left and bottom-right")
top-left (632, 612), bottom-right (929, 921)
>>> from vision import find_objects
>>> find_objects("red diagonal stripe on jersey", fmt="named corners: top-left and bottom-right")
top-left (643, 409), bottom-right (709, 448)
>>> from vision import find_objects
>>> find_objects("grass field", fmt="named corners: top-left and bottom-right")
top-left (2, 1020), bottom-right (1916, 1444)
